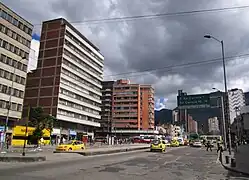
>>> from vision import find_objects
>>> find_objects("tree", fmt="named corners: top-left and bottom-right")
top-left (28, 107), bottom-right (55, 145)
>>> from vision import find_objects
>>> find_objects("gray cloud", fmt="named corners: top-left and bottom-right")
top-left (3, 0), bottom-right (249, 108)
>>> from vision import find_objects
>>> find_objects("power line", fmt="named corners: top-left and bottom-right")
top-left (103, 52), bottom-right (249, 78)
top-left (32, 5), bottom-right (249, 26)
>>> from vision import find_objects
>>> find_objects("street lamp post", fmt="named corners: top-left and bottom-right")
top-left (2, 57), bottom-right (26, 152)
top-left (212, 88), bottom-right (227, 149)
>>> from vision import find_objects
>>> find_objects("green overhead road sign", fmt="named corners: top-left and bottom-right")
top-left (177, 94), bottom-right (210, 109)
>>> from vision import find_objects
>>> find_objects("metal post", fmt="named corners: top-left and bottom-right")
top-left (221, 41), bottom-right (232, 155)
top-left (22, 106), bottom-right (30, 156)
top-left (221, 96), bottom-right (227, 149)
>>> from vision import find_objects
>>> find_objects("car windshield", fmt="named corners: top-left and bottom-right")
top-left (152, 140), bottom-right (160, 145)
top-left (61, 140), bottom-right (75, 145)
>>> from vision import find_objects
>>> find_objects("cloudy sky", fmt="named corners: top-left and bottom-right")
top-left (3, 0), bottom-right (249, 109)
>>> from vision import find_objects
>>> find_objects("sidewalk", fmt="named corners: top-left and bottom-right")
top-left (221, 144), bottom-right (249, 176)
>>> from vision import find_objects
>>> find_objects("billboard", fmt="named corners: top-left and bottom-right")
top-left (177, 94), bottom-right (210, 109)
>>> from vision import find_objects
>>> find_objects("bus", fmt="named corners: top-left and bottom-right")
top-left (11, 126), bottom-right (51, 146)
top-left (200, 135), bottom-right (222, 144)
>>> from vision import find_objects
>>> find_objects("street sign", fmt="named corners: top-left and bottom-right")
top-left (177, 94), bottom-right (210, 109)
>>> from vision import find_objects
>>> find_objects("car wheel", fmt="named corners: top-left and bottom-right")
top-left (81, 147), bottom-right (85, 150)
top-left (68, 148), bottom-right (72, 151)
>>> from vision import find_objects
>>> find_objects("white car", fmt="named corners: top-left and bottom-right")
top-left (193, 141), bottom-right (202, 147)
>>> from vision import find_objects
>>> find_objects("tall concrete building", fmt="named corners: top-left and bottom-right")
top-left (23, 18), bottom-right (103, 139)
top-left (228, 88), bottom-right (246, 123)
top-left (112, 79), bottom-right (154, 131)
top-left (208, 117), bottom-right (219, 133)
top-left (187, 115), bottom-right (198, 133)
top-left (0, 2), bottom-right (33, 129)
top-left (99, 81), bottom-right (114, 135)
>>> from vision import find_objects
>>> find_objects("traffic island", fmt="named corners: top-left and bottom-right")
top-left (53, 145), bottom-right (150, 156)
top-left (0, 156), bottom-right (46, 162)
top-left (0, 152), bottom-right (46, 162)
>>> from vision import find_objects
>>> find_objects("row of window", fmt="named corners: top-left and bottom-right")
top-left (0, 53), bottom-right (27, 72)
top-left (113, 92), bottom-right (138, 95)
top-left (64, 49), bottom-right (102, 77)
top-left (113, 102), bottom-right (137, 105)
top-left (63, 58), bottom-right (101, 85)
top-left (0, 83), bottom-right (24, 99)
top-left (114, 106), bottom-right (138, 110)
top-left (0, 99), bottom-right (22, 112)
top-left (58, 98), bottom-right (99, 115)
top-left (113, 112), bottom-right (138, 115)
top-left (0, 24), bottom-right (31, 48)
top-left (65, 39), bottom-right (102, 70)
top-left (61, 68), bottom-right (101, 93)
top-left (114, 97), bottom-right (138, 100)
top-left (61, 78), bottom-right (100, 100)
top-left (114, 87), bottom-right (138, 90)
top-left (65, 31), bottom-right (102, 64)
top-left (60, 88), bottom-right (100, 109)
top-left (0, 38), bottom-right (29, 59)
top-left (0, 9), bottom-right (32, 36)
top-left (57, 109), bottom-right (97, 122)
top-left (0, 68), bottom-right (25, 85)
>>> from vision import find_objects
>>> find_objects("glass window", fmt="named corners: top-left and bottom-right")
top-left (7, 57), bottom-right (12, 65)
top-left (15, 75), bottom-right (20, 83)
top-left (0, 69), bottom-right (4, 77)
top-left (2, 41), bottom-right (8, 49)
top-left (12, 32), bottom-right (17, 39)
top-left (12, 60), bottom-right (17, 67)
top-left (0, 54), bottom-right (6, 63)
top-left (17, 62), bottom-right (22, 70)
top-left (7, 14), bottom-right (13, 23)
top-left (20, 77), bottom-right (25, 85)
top-left (1, 85), bottom-right (7, 93)
top-left (4, 71), bottom-right (10, 79)
top-left (13, 18), bottom-right (18, 26)
top-left (0, 100), bottom-right (7, 109)
top-left (18, 22), bottom-right (24, 30)
top-left (7, 29), bottom-right (12, 37)
top-left (14, 47), bottom-right (19, 55)
top-left (17, 104), bottom-right (22, 111)
top-left (19, 91), bottom-right (24, 98)
top-left (0, 39), bottom-right (2, 47)
top-left (28, 28), bottom-right (32, 36)
top-left (22, 65), bottom-right (27, 72)
top-left (11, 103), bottom-right (17, 111)
top-left (1, 11), bottom-right (8, 19)
top-left (24, 25), bottom-right (28, 34)
top-left (9, 44), bottom-right (14, 53)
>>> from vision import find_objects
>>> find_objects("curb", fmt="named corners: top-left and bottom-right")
top-left (0, 156), bottom-right (46, 162)
top-left (221, 155), bottom-right (249, 177)
top-left (53, 146), bottom-right (149, 156)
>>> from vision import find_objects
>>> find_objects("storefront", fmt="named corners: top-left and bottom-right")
top-left (51, 128), bottom-right (61, 145)
top-left (0, 126), bottom-right (5, 144)
top-left (69, 130), bottom-right (77, 140)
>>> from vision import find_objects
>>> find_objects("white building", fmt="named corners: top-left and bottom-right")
top-left (228, 88), bottom-right (246, 123)
top-left (0, 3), bottom-right (33, 126)
top-left (208, 117), bottom-right (219, 133)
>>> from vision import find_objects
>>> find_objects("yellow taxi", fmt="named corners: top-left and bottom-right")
top-left (56, 140), bottom-right (85, 151)
top-left (150, 139), bottom-right (166, 152)
top-left (170, 139), bottom-right (180, 147)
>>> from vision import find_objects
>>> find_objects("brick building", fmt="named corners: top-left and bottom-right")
top-left (23, 18), bottom-right (104, 139)
top-left (112, 79), bottom-right (154, 131)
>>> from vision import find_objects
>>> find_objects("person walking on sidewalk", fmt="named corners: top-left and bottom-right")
top-left (206, 141), bottom-right (212, 151)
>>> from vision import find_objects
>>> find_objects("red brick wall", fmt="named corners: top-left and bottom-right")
top-left (23, 19), bottom-right (65, 118)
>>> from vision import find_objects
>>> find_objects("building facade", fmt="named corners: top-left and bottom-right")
top-left (208, 117), bottom-right (219, 133)
top-left (188, 115), bottom-right (198, 134)
top-left (99, 81), bottom-right (114, 134)
top-left (0, 2), bottom-right (33, 129)
top-left (23, 18), bottom-right (103, 139)
top-left (228, 88), bottom-right (246, 123)
top-left (112, 79), bottom-right (154, 131)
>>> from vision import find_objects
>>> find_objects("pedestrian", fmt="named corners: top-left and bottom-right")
top-left (206, 141), bottom-right (212, 151)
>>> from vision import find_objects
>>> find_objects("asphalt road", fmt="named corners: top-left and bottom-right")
top-left (0, 146), bottom-right (248, 180)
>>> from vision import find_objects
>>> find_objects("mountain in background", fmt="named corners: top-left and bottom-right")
top-left (154, 109), bottom-right (173, 126)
